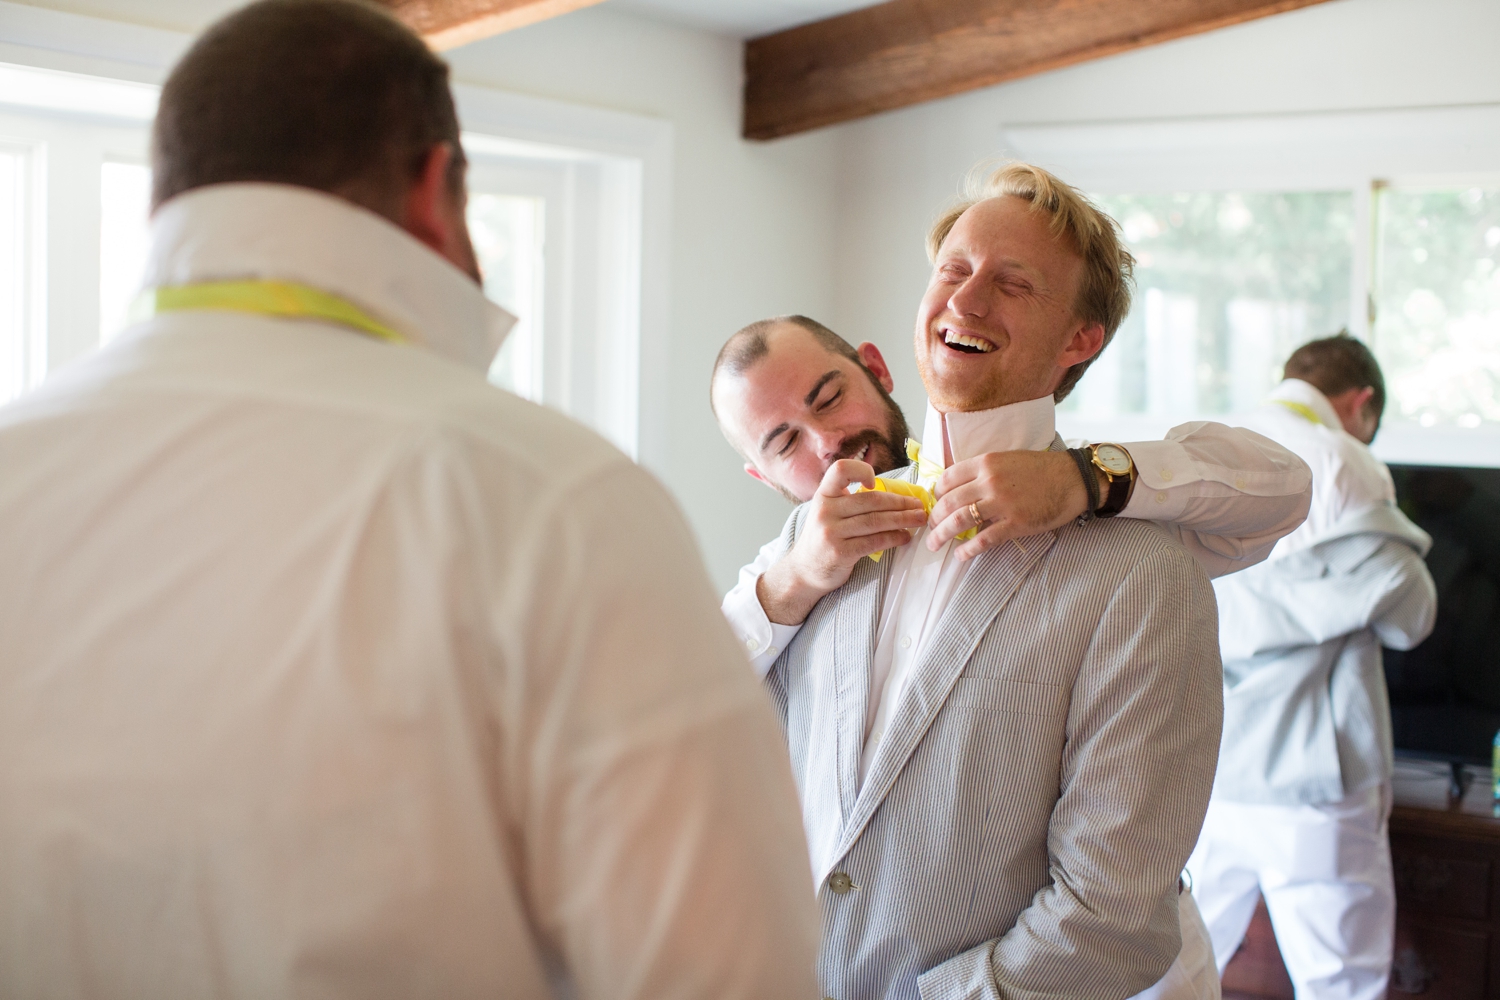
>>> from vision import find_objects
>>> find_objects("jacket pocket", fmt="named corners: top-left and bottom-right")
top-left (945, 676), bottom-right (1068, 718)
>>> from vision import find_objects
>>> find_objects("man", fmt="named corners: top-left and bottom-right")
top-left (0, 3), bottom-right (819, 997)
top-left (715, 161), bottom-right (1225, 998)
top-left (1188, 335), bottom-right (1438, 999)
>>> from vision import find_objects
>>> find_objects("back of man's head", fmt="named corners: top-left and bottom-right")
top-left (152, 0), bottom-right (462, 219)
top-left (1284, 333), bottom-right (1386, 422)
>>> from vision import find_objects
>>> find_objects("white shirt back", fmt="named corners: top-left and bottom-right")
top-left (0, 185), bottom-right (818, 1000)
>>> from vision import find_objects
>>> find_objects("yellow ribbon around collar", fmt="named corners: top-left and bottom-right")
top-left (135, 280), bottom-right (407, 345)
top-left (1273, 399), bottom-right (1326, 427)
top-left (855, 439), bottom-right (975, 562)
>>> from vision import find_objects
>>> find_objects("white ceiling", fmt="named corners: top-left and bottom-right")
top-left (607, 0), bottom-right (875, 38)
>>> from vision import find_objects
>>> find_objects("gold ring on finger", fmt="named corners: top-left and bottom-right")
top-left (968, 502), bottom-right (984, 529)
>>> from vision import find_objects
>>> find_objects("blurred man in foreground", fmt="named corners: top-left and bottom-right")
top-left (0, 3), bottom-right (818, 997)
top-left (1189, 335), bottom-right (1437, 999)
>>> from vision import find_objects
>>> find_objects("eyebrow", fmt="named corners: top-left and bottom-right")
top-left (803, 370), bottom-right (841, 407)
top-left (757, 370), bottom-right (844, 455)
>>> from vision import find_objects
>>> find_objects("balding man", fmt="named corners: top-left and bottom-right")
top-left (0, 2), bottom-right (817, 997)
top-left (713, 163), bottom-right (1226, 999)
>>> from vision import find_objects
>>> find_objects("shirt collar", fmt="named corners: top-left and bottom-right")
top-left (920, 394), bottom-right (1058, 469)
top-left (1268, 378), bottom-right (1342, 429)
top-left (142, 183), bottom-right (516, 372)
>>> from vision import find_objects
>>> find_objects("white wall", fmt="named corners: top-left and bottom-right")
top-left (444, 8), bottom-right (842, 592)
top-left (826, 0), bottom-right (1500, 428)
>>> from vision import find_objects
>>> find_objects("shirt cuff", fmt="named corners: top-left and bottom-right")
top-left (1120, 438), bottom-right (1197, 522)
top-left (721, 575), bottom-right (802, 678)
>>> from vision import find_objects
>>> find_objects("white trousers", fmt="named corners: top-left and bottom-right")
top-left (1186, 784), bottom-right (1394, 1000)
top-left (1130, 889), bottom-right (1221, 1000)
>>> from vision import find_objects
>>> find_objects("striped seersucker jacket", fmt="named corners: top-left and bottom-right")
top-left (764, 461), bottom-right (1224, 1000)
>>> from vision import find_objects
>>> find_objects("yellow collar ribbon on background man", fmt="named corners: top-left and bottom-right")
top-left (855, 438), bottom-right (975, 562)
top-left (1274, 399), bottom-right (1327, 427)
top-left (136, 280), bottom-right (407, 345)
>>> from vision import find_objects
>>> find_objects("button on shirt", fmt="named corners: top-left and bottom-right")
top-left (0, 183), bottom-right (819, 999)
top-left (725, 415), bottom-right (1312, 682)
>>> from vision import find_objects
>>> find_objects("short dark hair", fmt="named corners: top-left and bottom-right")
top-left (712, 314), bottom-right (860, 396)
top-left (1284, 332), bottom-right (1386, 421)
top-left (151, 0), bottom-right (463, 214)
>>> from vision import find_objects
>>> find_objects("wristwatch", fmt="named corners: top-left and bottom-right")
top-left (1089, 443), bottom-right (1136, 517)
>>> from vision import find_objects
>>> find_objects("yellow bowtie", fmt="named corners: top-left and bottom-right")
top-left (855, 439), bottom-right (974, 561)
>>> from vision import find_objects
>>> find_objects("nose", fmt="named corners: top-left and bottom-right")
top-left (808, 426), bottom-right (844, 463)
top-left (948, 272), bottom-right (988, 318)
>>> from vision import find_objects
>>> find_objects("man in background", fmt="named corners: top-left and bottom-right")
top-left (0, 2), bottom-right (819, 997)
top-left (1189, 334), bottom-right (1437, 999)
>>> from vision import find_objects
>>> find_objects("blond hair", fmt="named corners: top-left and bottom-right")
top-left (927, 161), bottom-right (1135, 401)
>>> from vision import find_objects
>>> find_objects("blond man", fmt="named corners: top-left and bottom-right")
top-left (731, 164), bottom-right (1224, 999)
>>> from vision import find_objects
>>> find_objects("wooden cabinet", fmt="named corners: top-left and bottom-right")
top-left (1222, 766), bottom-right (1500, 999)
top-left (1386, 792), bottom-right (1500, 998)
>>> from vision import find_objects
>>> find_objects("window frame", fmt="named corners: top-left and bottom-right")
top-left (0, 8), bottom-right (673, 467)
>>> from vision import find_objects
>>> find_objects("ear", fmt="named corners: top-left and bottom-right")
top-left (1352, 386), bottom-right (1376, 413)
top-left (856, 342), bottom-right (897, 393)
top-left (744, 463), bottom-right (770, 485)
top-left (401, 143), bottom-right (457, 256)
top-left (1058, 321), bottom-right (1106, 369)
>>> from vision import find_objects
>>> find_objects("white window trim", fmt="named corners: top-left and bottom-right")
top-left (1006, 104), bottom-right (1500, 467)
top-left (0, 0), bottom-right (672, 469)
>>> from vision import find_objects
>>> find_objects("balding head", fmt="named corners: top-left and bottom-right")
top-left (711, 318), bottom-right (910, 504)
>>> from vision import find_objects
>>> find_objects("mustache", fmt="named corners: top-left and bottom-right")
top-left (835, 429), bottom-right (902, 470)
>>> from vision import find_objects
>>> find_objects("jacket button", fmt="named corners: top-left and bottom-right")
top-left (827, 871), bottom-right (855, 894)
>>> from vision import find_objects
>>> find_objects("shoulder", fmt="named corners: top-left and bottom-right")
top-left (1052, 517), bottom-right (1211, 592)
top-left (1241, 408), bottom-right (1391, 507)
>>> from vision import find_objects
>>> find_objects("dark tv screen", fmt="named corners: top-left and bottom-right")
top-left (1383, 464), bottom-right (1500, 767)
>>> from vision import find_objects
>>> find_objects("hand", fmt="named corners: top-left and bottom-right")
top-left (757, 459), bottom-right (928, 625)
top-left (928, 450), bottom-right (1108, 562)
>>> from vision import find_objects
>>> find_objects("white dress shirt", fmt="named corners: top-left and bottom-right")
top-left (1241, 378), bottom-right (1397, 558)
top-left (723, 412), bottom-right (1311, 680)
top-left (860, 398), bottom-right (1057, 780)
top-left (0, 184), bottom-right (819, 1000)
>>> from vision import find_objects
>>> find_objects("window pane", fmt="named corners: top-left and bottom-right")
top-left (467, 193), bottom-right (543, 399)
top-left (99, 160), bottom-right (152, 345)
top-left (0, 149), bottom-right (27, 404)
top-left (1067, 192), bottom-right (1355, 421)
top-left (1373, 186), bottom-right (1500, 428)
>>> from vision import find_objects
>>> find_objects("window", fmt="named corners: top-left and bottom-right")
top-left (1069, 192), bottom-right (1355, 422)
top-left (0, 142), bottom-right (38, 404)
top-left (1009, 105), bottom-right (1500, 464)
top-left (1372, 184), bottom-right (1500, 429)
top-left (0, 54), bottom-right (667, 464)
top-left (99, 159), bottom-right (152, 344)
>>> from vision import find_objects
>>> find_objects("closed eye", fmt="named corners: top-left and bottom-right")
top-left (814, 388), bottom-right (843, 412)
top-left (777, 430), bottom-right (798, 457)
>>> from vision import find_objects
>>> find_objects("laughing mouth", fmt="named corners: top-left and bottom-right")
top-left (942, 329), bottom-right (995, 354)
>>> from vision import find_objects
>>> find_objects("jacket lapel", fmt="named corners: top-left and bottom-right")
top-left (824, 527), bottom-right (1056, 873)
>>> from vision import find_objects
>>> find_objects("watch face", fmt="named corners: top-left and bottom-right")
top-left (1094, 444), bottom-right (1133, 476)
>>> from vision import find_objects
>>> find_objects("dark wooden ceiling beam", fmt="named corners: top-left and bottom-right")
top-left (378, 0), bottom-right (608, 50)
top-left (744, 0), bottom-right (1339, 140)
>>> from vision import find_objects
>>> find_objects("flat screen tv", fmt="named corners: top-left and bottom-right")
top-left (1383, 464), bottom-right (1500, 770)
